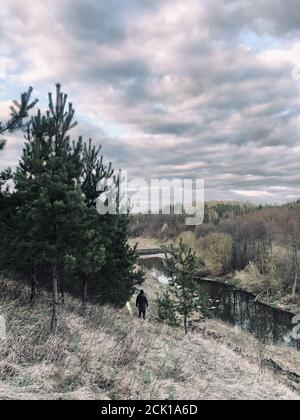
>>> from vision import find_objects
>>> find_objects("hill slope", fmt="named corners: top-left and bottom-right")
top-left (0, 278), bottom-right (298, 400)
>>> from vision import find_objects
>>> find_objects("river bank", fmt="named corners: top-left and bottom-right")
top-left (130, 236), bottom-right (300, 314)
top-left (138, 253), bottom-right (300, 350)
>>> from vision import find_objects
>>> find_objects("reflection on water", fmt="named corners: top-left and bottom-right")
top-left (139, 255), bottom-right (299, 349)
top-left (139, 255), bottom-right (170, 285)
top-left (199, 280), bottom-right (297, 348)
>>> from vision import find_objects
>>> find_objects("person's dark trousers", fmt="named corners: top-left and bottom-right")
top-left (139, 309), bottom-right (146, 320)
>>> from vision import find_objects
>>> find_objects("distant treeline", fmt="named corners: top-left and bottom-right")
top-left (131, 201), bottom-right (300, 303)
top-left (130, 201), bottom-right (259, 238)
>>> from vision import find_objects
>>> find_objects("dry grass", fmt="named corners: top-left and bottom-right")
top-left (204, 318), bottom-right (300, 377)
top-left (0, 277), bottom-right (299, 400)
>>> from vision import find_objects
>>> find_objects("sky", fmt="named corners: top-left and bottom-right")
top-left (1, 0), bottom-right (300, 204)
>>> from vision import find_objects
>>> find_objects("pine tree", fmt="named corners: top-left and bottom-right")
top-left (156, 291), bottom-right (179, 327)
top-left (164, 239), bottom-right (210, 334)
top-left (67, 138), bottom-right (114, 309)
top-left (64, 207), bottom-right (107, 310)
top-left (0, 88), bottom-right (37, 271)
top-left (80, 141), bottom-right (144, 307)
top-left (82, 139), bottom-right (113, 209)
top-left (0, 86), bottom-right (37, 238)
top-left (97, 172), bottom-right (145, 307)
top-left (14, 84), bottom-right (84, 330)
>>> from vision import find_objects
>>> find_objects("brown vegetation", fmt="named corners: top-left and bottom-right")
top-left (0, 277), bottom-right (299, 400)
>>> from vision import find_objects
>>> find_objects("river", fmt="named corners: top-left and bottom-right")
top-left (138, 254), bottom-right (299, 349)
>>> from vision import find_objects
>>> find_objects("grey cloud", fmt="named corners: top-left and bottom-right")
top-left (1, 0), bottom-right (300, 203)
top-left (202, 0), bottom-right (300, 37)
top-left (60, 0), bottom-right (158, 45)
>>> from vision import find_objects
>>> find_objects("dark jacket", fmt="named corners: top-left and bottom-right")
top-left (136, 293), bottom-right (148, 310)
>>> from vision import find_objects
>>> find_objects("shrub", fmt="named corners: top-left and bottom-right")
top-left (156, 291), bottom-right (179, 327)
top-left (198, 233), bottom-right (232, 275)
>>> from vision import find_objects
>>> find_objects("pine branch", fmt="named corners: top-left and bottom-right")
top-left (0, 87), bottom-right (38, 136)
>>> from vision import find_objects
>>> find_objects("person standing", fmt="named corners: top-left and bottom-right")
top-left (136, 290), bottom-right (148, 320)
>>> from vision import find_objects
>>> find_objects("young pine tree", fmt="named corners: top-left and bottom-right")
top-left (156, 291), bottom-right (179, 327)
top-left (164, 239), bottom-right (209, 334)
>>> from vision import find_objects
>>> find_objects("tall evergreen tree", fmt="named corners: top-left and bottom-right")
top-left (14, 84), bottom-right (84, 330)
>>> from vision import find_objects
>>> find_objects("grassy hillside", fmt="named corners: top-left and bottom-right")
top-left (0, 277), bottom-right (299, 400)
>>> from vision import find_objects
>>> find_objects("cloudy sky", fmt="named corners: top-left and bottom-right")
top-left (1, 0), bottom-right (300, 203)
